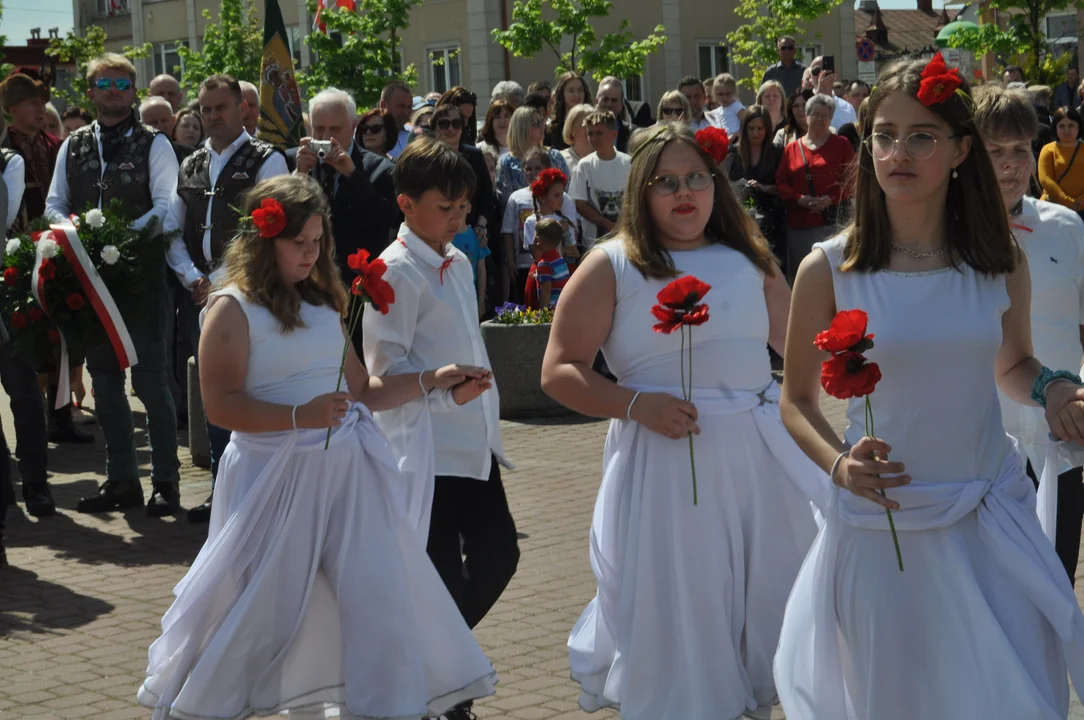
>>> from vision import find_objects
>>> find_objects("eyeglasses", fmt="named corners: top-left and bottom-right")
top-left (436, 119), bottom-right (464, 130)
top-left (780, 44), bottom-right (796, 50)
top-left (660, 107), bottom-right (685, 117)
top-left (808, 111), bottom-right (832, 122)
top-left (866, 131), bottom-right (959, 161)
top-left (360, 123), bottom-right (385, 135)
top-left (530, 118), bottom-right (544, 128)
top-left (810, 67), bottom-right (823, 75)
top-left (647, 171), bottom-right (715, 196)
top-left (95, 77), bottom-right (133, 91)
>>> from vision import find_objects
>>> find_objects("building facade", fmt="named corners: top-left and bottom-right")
top-left (71, 0), bottom-right (855, 107)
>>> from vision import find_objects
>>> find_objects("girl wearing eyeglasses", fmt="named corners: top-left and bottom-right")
top-left (775, 56), bottom-right (1084, 720)
top-left (540, 123), bottom-right (821, 720)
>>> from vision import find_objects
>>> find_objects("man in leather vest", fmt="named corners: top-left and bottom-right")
top-left (45, 53), bottom-right (183, 518)
top-left (164, 73), bottom-right (287, 523)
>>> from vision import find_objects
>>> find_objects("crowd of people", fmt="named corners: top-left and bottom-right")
top-left (4, 37), bottom-right (1084, 720)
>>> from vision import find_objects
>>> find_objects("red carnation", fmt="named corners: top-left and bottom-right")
top-left (48, 329), bottom-right (60, 345)
top-left (38, 260), bottom-right (55, 281)
top-left (10, 311), bottom-right (27, 329)
top-left (695, 126), bottom-right (730, 164)
top-left (3, 267), bottom-right (17, 286)
top-left (530, 168), bottom-right (569, 198)
top-left (27, 307), bottom-right (43, 322)
top-left (917, 71), bottom-right (961, 107)
top-left (814, 308), bottom-right (874, 354)
top-left (251, 198), bottom-right (287, 238)
top-left (66, 293), bottom-right (85, 311)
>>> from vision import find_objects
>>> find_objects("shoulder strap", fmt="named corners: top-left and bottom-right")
top-left (797, 140), bottom-right (815, 195)
top-left (1057, 141), bottom-right (1082, 185)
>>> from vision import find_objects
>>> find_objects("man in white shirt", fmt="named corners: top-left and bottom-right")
top-left (47, 53), bottom-right (183, 518)
top-left (975, 85), bottom-right (1084, 584)
top-left (381, 81), bottom-right (414, 160)
top-left (163, 73), bottom-right (288, 523)
top-left (679, 75), bottom-right (713, 131)
top-left (238, 80), bottom-right (260, 136)
top-left (809, 56), bottom-right (858, 130)
top-left (364, 139), bottom-right (517, 720)
top-left (570, 111), bottom-right (631, 247)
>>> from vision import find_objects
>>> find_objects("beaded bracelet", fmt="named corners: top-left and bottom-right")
top-left (1031, 366), bottom-right (1083, 408)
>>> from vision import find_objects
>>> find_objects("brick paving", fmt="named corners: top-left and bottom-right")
top-left (1, 391), bottom-right (1083, 719)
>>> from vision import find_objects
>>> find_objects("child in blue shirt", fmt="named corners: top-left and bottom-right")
top-left (452, 224), bottom-right (491, 319)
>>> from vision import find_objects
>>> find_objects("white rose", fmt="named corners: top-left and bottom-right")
top-left (85, 208), bottom-right (106, 229)
top-left (100, 245), bottom-right (120, 266)
top-left (5, 239), bottom-right (21, 256)
top-left (38, 238), bottom-right (59, 259)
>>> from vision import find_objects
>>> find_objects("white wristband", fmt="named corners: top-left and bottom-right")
top-left (830, 450), bottom-right (848, 485)
top-left (418, 370), bottom-right (428, 397)
top-left (291, 405), bottom-right (299, 430)
top-left (626, 391), bottom-right (641, 421)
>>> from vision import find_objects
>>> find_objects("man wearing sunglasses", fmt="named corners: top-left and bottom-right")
top-left (761, 36), bottom-right (806, 97)
top-left (46, 53), bottom-right (184, 518)
top-left (810, 55), bottom-right (858, 130)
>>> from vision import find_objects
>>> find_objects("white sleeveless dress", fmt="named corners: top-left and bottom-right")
top-left (775, 236), bottom-right (1084, 720)
top-left (138, 287), bottom-right (497, 720)
top-left (568, 241), bottom-right (826, 720)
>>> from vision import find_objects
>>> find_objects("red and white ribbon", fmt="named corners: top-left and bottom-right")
top-left (31, 219), bottom-right (138, 409)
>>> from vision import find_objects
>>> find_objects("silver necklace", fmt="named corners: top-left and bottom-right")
top-left (891, 242), bottom-right (947, 259)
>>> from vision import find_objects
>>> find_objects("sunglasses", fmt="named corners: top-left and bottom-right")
top-left (360, 123), bottom-right (385, 135)
top-left (660, 107), bottom-right (685, 117)
top-left (780, 45), bottom-right (796, 50)
top-left (436, 118), bottom-right (464, 130)
top-left (95, 77), bottom-right (133, 91)
top-left (811, 67), bottom-right (823, 75)
top-left (648, 171), bottom-right (714, 196)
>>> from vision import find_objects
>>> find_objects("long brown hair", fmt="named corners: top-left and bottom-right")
top-left (221, 175), bottom-right (348, 331)
top-left (440, 86), bottom-right (478, 145)
top-left (480, 99), bottom-right (514, 148)
top-left (618, 124), bottom-right (776, 280)
top-left (551, 72), bottom-right (592, 141)
top-left (841, 58), bottom-right (1016, 274)
top-left (737, 105), bottom-right (777, 174)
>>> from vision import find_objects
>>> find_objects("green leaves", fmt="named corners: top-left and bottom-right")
top-left (45, 27), bottom-right (152, 110)
top-left (491, 0), bottom-right (666, 79)
top-left (298, 0), bottom-right (423, 109)
top-left (725, 0), bottom-right (842, 91)
top-left (177, 0), bottom-right (264, 95)
top-left (0, 1), bottom-right (13, 79)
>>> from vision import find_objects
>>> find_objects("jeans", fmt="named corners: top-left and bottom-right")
top-left (182, 290), bottom-right (231, 485)
top-left (428, 456), bottom-right (520, 629)
top-left (85, 266), bottom-right (179, 485)
top-left (0, 342), bottom-right (47, 486)
top-left (1025, 460), bottom-right (1084, 586)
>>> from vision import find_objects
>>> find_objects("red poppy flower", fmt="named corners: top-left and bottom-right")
top-left (27, 307), bottom-right (43, 322)
top-left (48, 329), bottom-right (60, 345)
top-left (921, 51), bottom-right (948, 79)
top-left (3, 267), bottom-right (17, 286)
top-left (347, 249), bottom-right (394, 314)
top-left (657, 275), bottom-right (712, 310)
top-left (820, 351), bottom-right (882, 400)
top-left (38, 260), bottom-right (55, 281)
top-left (814, 309), bottom-right (874, 354)
top-left (530, 168), bottom-right (569, 198)
top-left (695, 126), bottom-right (730, 164)
top-left (651, 303), bottom-right (710, 334)
top-left (10, 311), bottom-right (27, 330)
top-left (66, 293), bottom-right (85, 311)
top-left (251, 198), bottom-right (287, 238)
top-left (917, 71), bottom-right (961, 107)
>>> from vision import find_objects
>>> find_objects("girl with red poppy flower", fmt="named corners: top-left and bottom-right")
top-left (776, 56), bottom-right (1084, 720)
top-left (541, 123), bottom-right (824, 720)
top-left (140, 174), bottom-right (499, 720)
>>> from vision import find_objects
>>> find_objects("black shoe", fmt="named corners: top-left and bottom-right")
top-left (444, 703), bottom-right (476, 720)
top-left (147, 483), bottom-right (181, 518)
top-left (76, 480), bottom-right (144, 513)
top-left (186, 493), bottom-right (213, 523)
top-left (21, 483), bottom-right (56, 518)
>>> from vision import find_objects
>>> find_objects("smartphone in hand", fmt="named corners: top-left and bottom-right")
top-left (823, 55), bottom-right (835, 74)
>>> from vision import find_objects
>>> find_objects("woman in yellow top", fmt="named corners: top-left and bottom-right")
top-left (1038, 106), bottom-right (1084, 216)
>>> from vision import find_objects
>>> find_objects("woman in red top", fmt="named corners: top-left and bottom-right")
top-left (775, 93), bottom-right (855, 278)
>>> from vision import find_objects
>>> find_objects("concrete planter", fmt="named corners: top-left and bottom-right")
top-left (481, 321), bottom-right (568, 419)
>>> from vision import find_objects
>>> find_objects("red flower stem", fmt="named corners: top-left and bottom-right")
top-left (688, 325), bottom-right (698, 506)
top-left (866, 394), bottom-right (903, 571)
top-left (324, 294), bottom-right (364, 450)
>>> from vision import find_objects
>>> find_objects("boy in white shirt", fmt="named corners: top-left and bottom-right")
top-left (363, 138), bottom-right (519, 720)
top-left (569, 110), bottom-right (631, 248)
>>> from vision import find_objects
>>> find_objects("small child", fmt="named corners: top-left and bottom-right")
top-left (708, 72), bottom-right (747, 136)
top-left (524, 218), bottom-right (574, 310)
top-left (452, 222), bottom-right (490, 318)
top-left (522, 167), bottom-right (579, 265)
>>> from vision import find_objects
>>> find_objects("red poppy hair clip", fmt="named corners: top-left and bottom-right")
top-left (917, 51), bottom-right (964, 108)
top-left (530, 168), bottom-right (569, 198)
top-left (695, 126), bottom-right (729, 165)
top-left (251, 198), bottom-right (287, 238)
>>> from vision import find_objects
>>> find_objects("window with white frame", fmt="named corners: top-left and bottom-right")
top-left (284, 25), bottom-right (304, 67)
top-left (153, 40), bottom-right (188, 80)
top-left (798, 43), bottom-right (823, 65)
top-left (697, 41), bottom-right (728, 79)
top-left (623, 75), bottom-right (645, 103)
top-left (1046, 13), bottom-right (1078, 40)
top-left (428, 45), bottom-right (461, 94)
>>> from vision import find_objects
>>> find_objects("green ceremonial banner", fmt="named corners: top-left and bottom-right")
top-left (257, 0), bottom-right (304, 149)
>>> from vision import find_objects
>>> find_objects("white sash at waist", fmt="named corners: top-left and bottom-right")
top-left (806, 448), bottom-right (1084, 718)
top-left (1037, 439), bottom-right (1084, 545)
top-left (623, 382), bottom-right (832, 513)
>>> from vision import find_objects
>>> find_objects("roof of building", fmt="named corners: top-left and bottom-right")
top-left (855, 2), bottom-right (960, 61)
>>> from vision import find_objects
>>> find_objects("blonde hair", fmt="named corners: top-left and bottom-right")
top-left (222, 175), bottom-right (348, 331)
top-left (508, 105), bottom-right (541, 158)
top-left (535, 218), bottom-right (564, 248)
top-left (756, 80), bottom-right (786, 108)
top-left (656, 90), bottom-right (691, 121)
top-left (87, 53), bottom-right (137, 82)
top-left (713, 73), bottom-right (737, 91)
top-left (562, 103), bottom-right (595, 146)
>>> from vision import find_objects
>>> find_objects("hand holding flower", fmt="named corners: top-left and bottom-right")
top-left (833, 437), bottom-right (910, 510)
top-left (298, 391), bottom-right (354, 429)
top-left (629, 391), bottom-right (700, 440)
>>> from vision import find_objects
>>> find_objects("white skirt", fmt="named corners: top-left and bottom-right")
top-left (775, 447), bottom-right (1084, 720)
top-left (138, 404), bottom-right (497, 720)
top-left (569, 384), bottom-right (825, 720)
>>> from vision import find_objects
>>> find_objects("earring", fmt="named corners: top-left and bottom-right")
top-left (952, 168), bottom-right (959, 179)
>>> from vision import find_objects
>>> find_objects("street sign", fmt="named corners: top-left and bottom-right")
top-left (857, 37), bottom-right (876, 63)
top-left (858, 61), bottom-right (877, 84)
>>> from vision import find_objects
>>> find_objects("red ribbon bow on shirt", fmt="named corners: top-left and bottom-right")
top-left (439, 256), bottom-right (455, 284)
